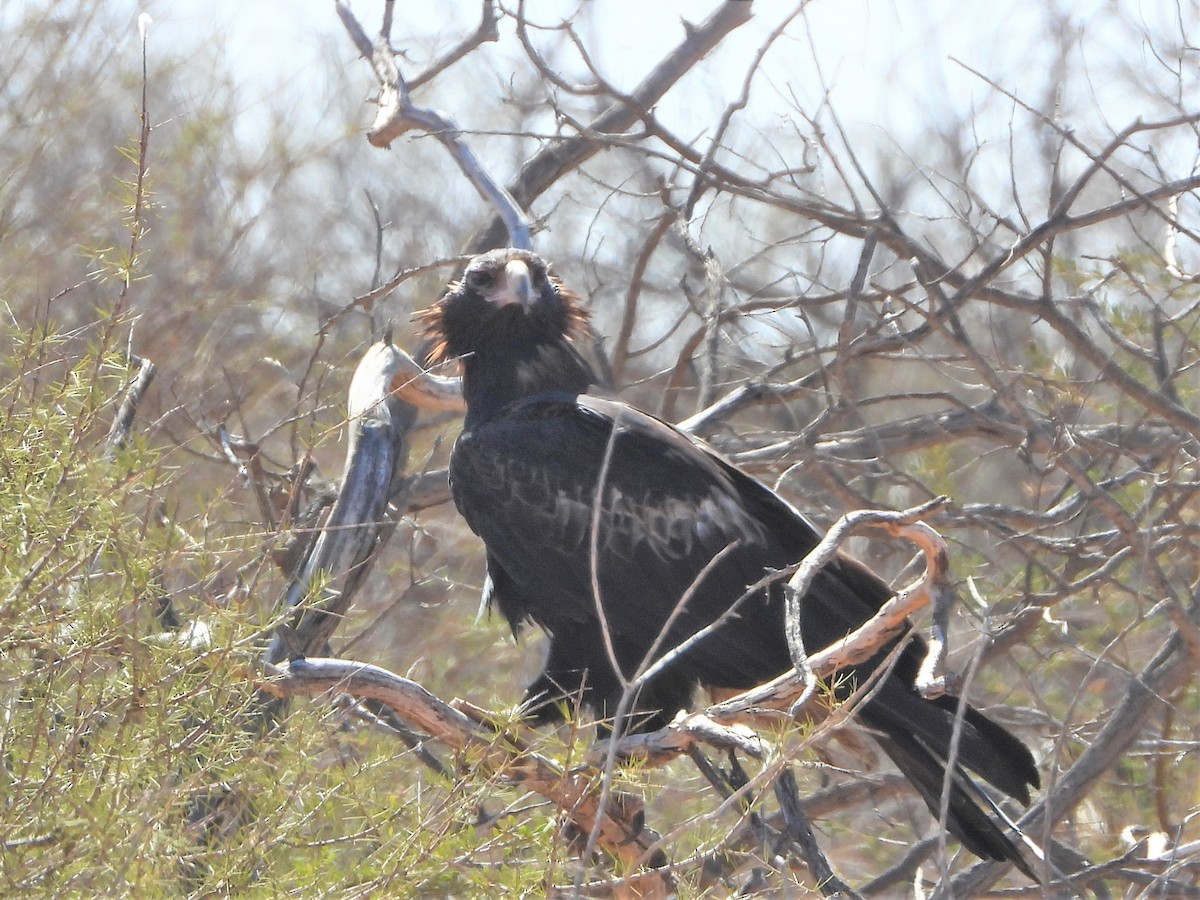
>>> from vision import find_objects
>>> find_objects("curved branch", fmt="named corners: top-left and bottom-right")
top-left (601, 499), bottom-right (954, 764)
top-left (386, 345), bottom-right (465, 413)
top-left (261, 657), bottom-right (672, 895)
top-left (265, 339), bottom-right (419, 664)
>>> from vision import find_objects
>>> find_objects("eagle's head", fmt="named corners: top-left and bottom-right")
top-left (419, 248), bottom-right (590, 367)
top-left (418, 248), bottom-right (595, 425)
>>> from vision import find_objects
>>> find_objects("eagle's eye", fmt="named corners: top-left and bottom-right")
top-left (467, 270), bottom-right (495, 291)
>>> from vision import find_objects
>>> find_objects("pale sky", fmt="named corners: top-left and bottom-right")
top-left (127, 0), bottom-right (1194, 182)
top-left (74, 0), bottom-right (1196, 284)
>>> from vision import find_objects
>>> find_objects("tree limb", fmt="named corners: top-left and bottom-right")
top-left (261, 657), bottom-right (673, 897)
top-left (335, 0), bottom-right (530, 249)
top-left (265, 339), bottom-right (418, 665)
top-left (467, 1), bottom-right (753, 253)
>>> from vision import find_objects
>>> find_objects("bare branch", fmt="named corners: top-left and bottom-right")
top-left (265, 339), bottom-right (419, 664)
top-left (467, 1), bottom-right (753, 252)
top-left (105, 353), bottom-right (155, 456)
top-left (599, 500), bottom-right (953, 765)
top-left (335, 0), bottom-right (530, 248)
top-left (948, 629), bottom-right (1200, 895)
top-left (261, 657), bottom-right (672, 895)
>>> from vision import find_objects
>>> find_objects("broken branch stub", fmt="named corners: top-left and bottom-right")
top-left (106, 354), bottom-right (156, 457)
top-left (264, 340), bottom-right (419, 665)
top-left (387, 344), bottom-right (465, 413)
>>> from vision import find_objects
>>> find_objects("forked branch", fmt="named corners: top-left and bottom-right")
top-left (335, 0), bottom-right (531, 248)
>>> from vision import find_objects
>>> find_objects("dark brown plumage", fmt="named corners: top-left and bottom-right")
top-left (426, 247), bottom-right (1039, 871)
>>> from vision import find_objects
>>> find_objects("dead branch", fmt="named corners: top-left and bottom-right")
top-left (261, 657), bottom-right (673, 898)
top-left (105, 353), bottom-right (156, 456)
top-left (946, 628), bottom-right (1200, 896)
top-left (594, 499), bottom-right (952, 766)
top-left (335, 0), bottom-right (530, 249)
top-left (775, 766), bottom-right (865, 900)
top-left (385, 344), bottom-right (466, 413)
top-left (467, 1), bottom-right (753, 253)
top-left (265, 339), bottom-right (418, 664)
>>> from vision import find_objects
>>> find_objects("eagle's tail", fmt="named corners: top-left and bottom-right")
top-left (862, 683), bottom-right (1040, 877)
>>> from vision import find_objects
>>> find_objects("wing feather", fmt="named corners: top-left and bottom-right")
top-left (450, 392), bottom-right (883, 687)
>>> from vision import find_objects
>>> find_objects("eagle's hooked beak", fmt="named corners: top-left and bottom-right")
top-left (489, 259), bottom-right (534, 309)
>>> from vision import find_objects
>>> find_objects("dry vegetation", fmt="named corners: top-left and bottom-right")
top-left (3, 0), bottom-right (1200, 896)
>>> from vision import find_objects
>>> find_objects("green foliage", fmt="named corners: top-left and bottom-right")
top-left (0, 315), bottom-right (560, 897)
top-left (0, 317), bottom-right (229, 892)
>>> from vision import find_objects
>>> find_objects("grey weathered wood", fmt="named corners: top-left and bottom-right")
top-left (265, 340), bottom-right (418, 665)
top-left (105, 354), bottom-right (156, 457)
